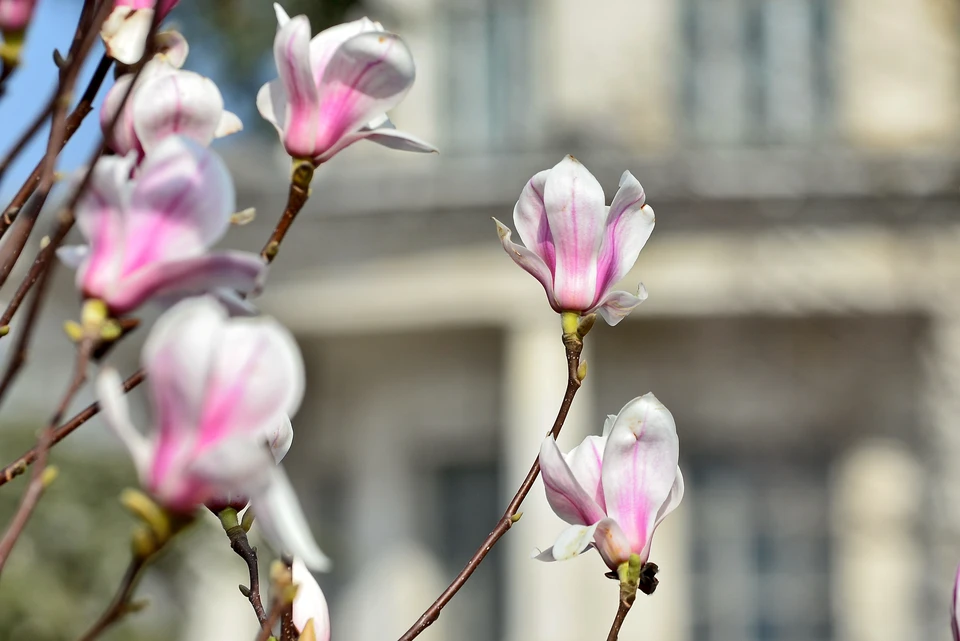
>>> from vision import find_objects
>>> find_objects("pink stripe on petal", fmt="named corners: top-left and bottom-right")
top-left (593, 173), bottom-right (654, 305)
top-left (494, 219), bottom-right (559, 311)
top-left (540, 436), bottom-right (606, 526)
top-left (274, 15), bottom-right (321, 158)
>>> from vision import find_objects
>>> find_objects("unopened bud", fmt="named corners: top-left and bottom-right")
top-left (577, 360), bottom-right (588, 381)
top-left (299, 619), bottom-right (318, 641)
top-left (38, 235), bottom-right (50, 250)
top-left (63, 320), bottom-right (83, 342)
top-left (231, 207), bottom-right (256, 225)
top-left (41, 465), bottom-right (58, 488)
top-left (240, 509), bottom-right (255, 533)
top-left (121, 488), bottom-right (171, 544)
top-left (577, 314), bottom-right (597, 338)
top-left (131, 525), bottom-right (157, 559)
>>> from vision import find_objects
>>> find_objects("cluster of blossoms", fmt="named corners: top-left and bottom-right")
top-left (0, 0), bottom-right (693, 639)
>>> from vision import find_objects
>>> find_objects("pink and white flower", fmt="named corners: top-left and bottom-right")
top-left (102, 0), bottom-right (180, 65)
top-left (495, 156), bottom-right (656, 326)
top-left (952, 564), bottom-right (960, 641)
top-left (535, 393), bottom-right (683, 571)
top-left (292, 557), bottom-right (331, 641)
top-left (0, 0), bottom-right (37, 33)
top-left (57, 136), bottom-right (265, 316)
top-left (257, 3), bottom-right (436, 165)
top-left (101, 41), bottom-right (242, 157)
top-left (97, 296), bottom-right (330, 570)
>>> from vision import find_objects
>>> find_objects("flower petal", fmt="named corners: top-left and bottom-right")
top-left (274, 14), bottom-right (321, 159)
top-left (953, 563), bottom-right (960, 641)
top-left (594, 285), bottom-right (648, 326)
top-left (107, 250), bottom-right (265, 317)
top-left (564, 434), bottom-right (607, 511)
top-left (539, 436), bottom-right (606, 526)
top-left (308, 16), bottom-right (382, 83)
top-left (121, 136), bottom-right (234, 272)
top-left (100, 73), bottom-right (140, 155)
top-left (543, 156), bottom-right (607, 311)
top-left (133, 70), bottom-right (227, 153)
top-left (593, 517), bottom-right (633, 570)
top-left (533, 523), bottom-right (600, 563)
top-left (101, 7), bottom-right (155, 65)
top-left (256, 79), bottom-right (286, 136)
top-left (251, 465), bottom-right (331, 571)
top-left (601, 393), bottom-right (680, 560)
top-left (311, 31), bottom-right (415, 159)
top-left (594, 173), bottom-right (655, 301)
top-left (513, 169), bottom-right (555, 271)
top-left (292, 558), bottom-right (331, 639)
top-left (269, 415), bottom-right (294, 464)
top-left (56, 245), bottom-right (89, 269)
top-left (154, 29), bottom-right (189, 68)
top-left (494, 218), bottom-right (558, 311)
top-left (96, 367), bottom-right (151, 480)
top-left (214, 110), bottom-right (243, 139)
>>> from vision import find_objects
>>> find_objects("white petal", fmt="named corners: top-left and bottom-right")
top-left (251, 466), bottom-right (331, 571)
top-left (96, 367), bottom-right (151, 479)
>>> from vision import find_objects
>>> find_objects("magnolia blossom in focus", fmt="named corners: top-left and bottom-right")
top-left (535, 393), bottom-right (683, 571)
top-left (257, 3), bottom-right (436, 165)
top-left (102, 0), bottom-right (179, 64)
top-left (101, 36), bottom-right (242, 157)
top-left (57, 136), bottom-right (265, 315)
top-left (495, 156), bottom-right (655, 326)
top-left (97, 296), bottom-right (330, 569)
top-left (292, 558), bottom-right (331, 641)
top-left (0, 0), bottom-right (37, 33)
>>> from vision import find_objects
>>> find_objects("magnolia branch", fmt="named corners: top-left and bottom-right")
top-left (397, 314), bottom-right (591, 641)
top-left (219, 508), bottom-right (268, 626)
top-left (260, 159), bottom-right (314, 263)
top-left (605, 600), bottom-right (632, 641)
top-left (76, 555), bottom-right (147, 641)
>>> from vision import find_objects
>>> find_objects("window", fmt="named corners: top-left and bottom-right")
top-left (440, 0), bottom-right (534, 152)
top-left (683, 0), bottom-right (832, 145)
top-left (689, 461), bottom-right (833, 641)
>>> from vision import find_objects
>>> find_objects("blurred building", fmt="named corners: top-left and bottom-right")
top-left (219, 1), bottom-right (960, 640)
top-left (8, 0), bottom-right (959, 640)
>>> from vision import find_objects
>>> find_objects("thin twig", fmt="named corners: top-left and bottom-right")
top-left (260, 161), bottom-right (314, 264)
top-left (0, 368), bottom-right (145, 487)
top-left (255, 599), bottom-right (286, 641)
top-left (397, 329), bottom-right (584, 641)
top-left (76, 555), bottom-right (148, 641)
top-left (279, 554), bottom-right (297, 641)
top-left (0, 336), bottom-right (93, 576)
top-left (605, 599), bottom-right (633, 641)
top-left (219, 509), bottom-right (268, 626)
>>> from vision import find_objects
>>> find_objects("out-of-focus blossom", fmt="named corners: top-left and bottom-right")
top-left (952, 564), bottom-right (960, 641)
top-left (57, 136), bottom-right (265, 316)
top-left (257, 3), bottom-right (436, 165)
top-left (102, 0), bottom-right (180, 65)
top-left (97, 296), bottom-right (330, 570)
top-left (495, 156), bottom-right (655, 326)
top-left (535, 393), bottom-right (683, 571)
top-left (0, 0), bottom-right (37, 33)
top-left (101, 38), bottom-right (241, 157)
top-left (292, 557), bottom-right (331, 641)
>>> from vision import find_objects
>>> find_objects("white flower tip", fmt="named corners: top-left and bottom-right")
top-left (641, 203), bottom-right (655, 223)
top-left (636, 282), bottom-right (649, 302)
top-left (274, 2), bottom-right (290, 26)
top-left (530, 547), bottom-right (542, 559)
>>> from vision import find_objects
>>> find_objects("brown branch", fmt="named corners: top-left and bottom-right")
top-left (0, 336), bottom-right (93, 576)
top-left (76, 555), bottom-right (148, 641)
top-left (605, 599), bottom-right (633, 641)
top-left (255, 599), bottom-right (286, 641)
top-left (0, 368), bottom-right (145, 487)
top-left (260, 160), bottom-right (315, 264)
top-left (218, 508), bottom-right (268, 626)
top-left (396, 325), bottom-right (585, 641)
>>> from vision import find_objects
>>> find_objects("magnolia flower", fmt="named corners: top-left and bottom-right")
top-left (953, 564), bottom-right (960, 641)
top-left (292, 557), bottom-right (331, 641)
top-left (0, 0), bottom-right (37, 33)
top-left (535, 393), bottom-right (683, 571)
top-left (257, 3), bottom-right (436, 165)
top-left (57, 136), bottom-right (265, 316)
top-left (102, 0), bottom-right (180, 65)
top-left (101, 40), bottom-right (242, 157)
top-left (97, 296), bottom-right (330, 570)
top-left (495, 156), bottom-right (655, 326)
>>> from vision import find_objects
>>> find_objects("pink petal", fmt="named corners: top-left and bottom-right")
top-left (154, 29), bottom-right (189, 68)
top-left (594, 172), bottom-right (655, 303)
top-left (292, 558), bottom-right (332, 639)
top-left (308, 16), bottom-right (382, 83)
top-left (121, 136), bottom-right (234, 272)
top-left (600, 393), bottom-right (680, 561)
top-left (533, 522), bottom-right (600, 563)
top-left (274, 14), bottom-right (321, 159)
top-left (96, 367), bottom-right (151, 482)
top-left (104, 251), bottom-right (265, 314)
top-left (539, 436), bottom-right (606, 527)
top-left (593, 517), bottom-right (633, 570)
top-left (311, 31), bottom-right (415, 160)
top-left (494, 218), bottom-right (558, 311)
top-left (543, 156), bottom-right (607, 311)
top-left (256, 78), bottom-right (286, 137)
top-left (593, 285), bottom-right (648, 326)
top-left (75, 153), bottom-right (138, 302)
top-left (513, 169), bottom-right (555, 272)
top-left (101, 74), bottom-right (141, 156)
top-left (563, 434), bottom-right (607, 511)
top-left (315, 119), bottom-right (437, 162)
top-left (0, 0), bottom-right (38, 34)
top-left (133, 70), bottom-right (227, 153)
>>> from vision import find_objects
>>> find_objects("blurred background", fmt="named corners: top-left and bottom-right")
top-left (1, 0), bottom-right (960, 640)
